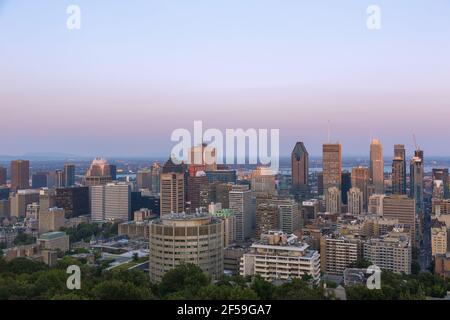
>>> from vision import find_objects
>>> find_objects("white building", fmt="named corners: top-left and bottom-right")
top-left (90, 183), bottom-right (131, 222)
top-left (240, 231), bottom-right (321, 283)
top-left (229, 185), bottom-right (253, 241)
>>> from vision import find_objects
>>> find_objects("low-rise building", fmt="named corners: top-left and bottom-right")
top-left (37, 231), bottom-right (70, 252)
top-left (240, 231), bottom-right (321, 283)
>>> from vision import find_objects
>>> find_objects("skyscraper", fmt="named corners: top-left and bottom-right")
top-left (351, 166), bottom-right (369, 209)
top-left (383, 195), bottom-right (416, 243)
top-left (255, 203), bottom-right (279, 239)
top-left (229, 184), bottom-right (253, 241)
top-left (348, 187), bottom-right (364, 215)
top-left (370, 139), bottom-right (384, 194)
top-left (55, 169), bottom-right (65, 188)
top-left (326, 187), bottom-right (341, 214)
top-left (251, 167), bottom-right (276, 196)
top-left (10, 160), bottom-right (30, 191)
top-left (64, 163), bottom-right (76, 187)
top-left (392, 144), bottom-right (407, 195)
top-left (291, 142), bottom-right (309, 200)
top-left (432, 168), bottom-right (449, 199)
top-left (0, 167), bottom-right (6, 186)
top-left (186, 172), bottom-right (209, 212)
top-left (32, 172), bottom-right (48, 189)
top-left (410, 156), bottom-right (424, 214)
top-left (151, 162), bottom-right (162, 194)
top-left (341, 171), bottom-right (352, 205)
top-left (160, 158), bottom-right (185, 215)
top-left (322, 143), bottom-right (342, 191)
top-left (84, 158), bottom-right (113, 186)
top-left (136, 169), bottom-right (152, 190)
top-left (91, 183), bottom-right (131, 222)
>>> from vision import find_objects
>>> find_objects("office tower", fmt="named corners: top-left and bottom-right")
top-left (370, 139), bottom-right (384, 194)
top-left (240, 231), bottom-right (321, 283)
top-left (0, 186), bottom-right (10, 200)
top-left (186, 172), bottom-right (209, 212)
top-left (341, 171), bottom-right (352, 205)
top-left (212, 209), bottom-right (236, 248)
top-left (382, 195), bottom-right (416, 243)
top-left (214, 183), bottom-right (234, 209)
top-left (432, 168), bottom-right (449, 199)
top-left (250, 167), bottom-right (276, 196)
top-left (64, 163), bottom-right (76, 187)
top-left (301, 199), bottom-right (320, 222)
top-left (317, 172), bottom-right (324, 195)
top-left (32, 172), bottom-right (48, 189)
top-left (291, 142), bottom-right (309, 200)
top-left (160, 158), bottom-right (185, 215)
top-left (368, 194), bottom-right (385, 215)
top-left (151, 162), bottom-right (162, 193)
top-left (229, 184), bottom-right (253, 241)
top-left (149, 212), bottom-right (223, 283)
top-left (277, 198), bottom-right (301, 234)
top-left (39, 188), bottom-right (56, 212)
top-left (39, 207), bottom-right (66, 235)
top-left (326, 187), bottom-right (341, 214)
top-left (10, 160), bottom-right (30, 191)
top-left (320, 234), bottom-right (361, 275)
top-left (91, 183), bottom-right (131, 222)
top-left (105, 183), bottom-right (131, 221)
top-left (255, 203), bottom-right (279, 239)
top-left (322, 144), bottom-right (342, 191)
top-left (351, 166), bottom-right (369, 209)
top-left (55, 170), bottom-right (65, 188)
top-left (205, 170), bottom-right (237, 184)
top-left (26, 202), bottom-right (40, 219)
top-left (363, 233), bottom-right (411, 274)
top-left (188, 143), bottom-right (217, 174)
top-left (84, 158), bottom-right (113, 186)
top-left (415, 149), bottom-right (424, 162)
top-left (392, 144), bottom-right (407, 195)
top-left (432, 199), bottom-right (450, 216)
top-left (348, 187), bottom-right (364, 215)
top-left (0, 166), bottom-right (6, 185)
top-left (109, 164), bottom-right (117, 181)
top-left (410, 156), bottom-right (424, 214)
top-left (10, 190), bottom-right (40, 218)
top-left (136, 169), bottom-right (152, 190)
top-left (90, 185), bottom-right (105, 222)
top-left (55, 187), bottom-right (89, 218)
top-left (433, 180), bottom-right (445, 200)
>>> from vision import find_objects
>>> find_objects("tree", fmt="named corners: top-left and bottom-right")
top-left (250, 276), bottom-right (274, 300)
top-left (91, 280), bottom-right (154, 300)
top-left (13, 233), bottom-right (36, 246)
top-left (158, 264), bottom-right (210, 298)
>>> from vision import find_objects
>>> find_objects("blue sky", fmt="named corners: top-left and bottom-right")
top-left (0, 1), bottom-right (449, 157)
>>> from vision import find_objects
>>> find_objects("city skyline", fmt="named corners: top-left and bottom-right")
top-left (1, 1), bottom-right (450, 156)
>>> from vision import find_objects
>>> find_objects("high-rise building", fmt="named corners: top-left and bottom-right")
top-left (55, 170), bottom-right (65, 188)
top-left (431, 220), bottom-right (448, 257)
top-left (432, 168), bottom-right (449, 199)
top-left (0, 167), bottom-right (6, 186)
top-left (363, 232), bottom-right (411, 274)
top-left (370, 139), bottom-right (384, 194)
top-left (39, 207), bottom-right (66, 235)
top-left (341, 171), bottom-right (352, 205)
top-left (160, 158), bottom-right (185, 215)
top-left (229, 184), bottom-right (253, 241)
top-left (392, 144), bottom-right (407, 195)
top-left (291, 142), bottom-right (309, 200)
top-left (10, 160), bottom-right (30, 191)
top-left (55, 187), bottom-right (90, 218)
top-left (91, 183), bottom-right (131, 222)
top-left (277, 198), bottom-right (301, 234)
top-left (410, 156), bottom-right (424, 214)
top-left (211, 209), bottom-right (236, 248)
top-left (136, 169), bottom-right (152, 190)
top-left (351, 166), bottom-right (369, 209)
top-left (382, 195), bottom-right (416, 243)
top-left (149, 212), bottom-right (223, 283)
top-left (10, 189), bottom-right (40, 218)
top-left (368, 194), bottom-right (385, 215)
top-left (320, 234), bottom-right (361, 275)
top-left (250, 167), bottom-right (276, 196)
top-left (348, 187), bottom-right (364, 215)
top-left (205, 170), bottom-right (237, 184)
top-left (39, 188), bottom-right (56, 213)
top-left (64, 163), bottom-right (76, 187)
top-left (322, 144), bottom-right (342, 191)
top-left (326, 187), bottom-right (341, 214)
top-left (32, 172), bottom-right (48, 189)
top-left (255, 203), bottom-right (279, 239)
top-left (0, 186), bottom-right (10, 201)
top-left (84, 158), bottom-right (113, 186)
top-left (186, 172), bottom-right (209, 212)
top-left (240, 231), bottom-right (320, 283)
top-left (151, 162), bottom-right (162, 194)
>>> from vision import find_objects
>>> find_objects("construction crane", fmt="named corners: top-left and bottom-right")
top-left (413, 134), bottom-right (419, 151)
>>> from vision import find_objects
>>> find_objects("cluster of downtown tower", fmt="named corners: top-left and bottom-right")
top-left (0, 136), bottom-right (449, 287)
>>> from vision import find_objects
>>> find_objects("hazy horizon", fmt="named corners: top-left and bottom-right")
top-left (1, 0), bottom-right (450, 157)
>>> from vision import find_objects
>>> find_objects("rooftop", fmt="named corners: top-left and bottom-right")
top-left (39, 231), bottom-right (67, 240)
